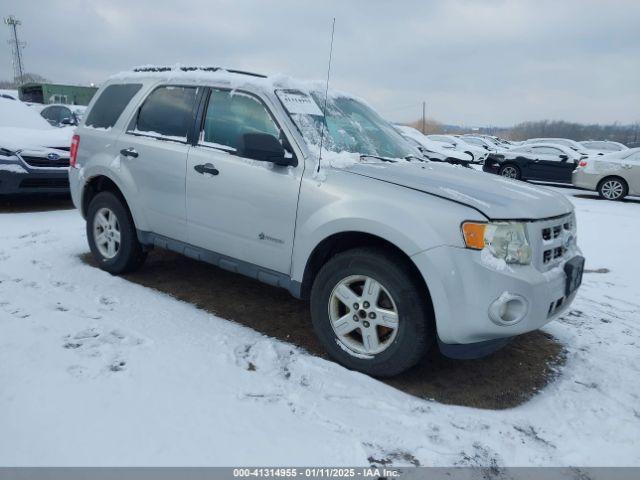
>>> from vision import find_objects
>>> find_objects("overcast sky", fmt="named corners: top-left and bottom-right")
top-left (1, 0), bottom-right (638, 126)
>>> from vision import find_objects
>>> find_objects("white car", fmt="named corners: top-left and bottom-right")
top-left (0, 97), bottom-right (73, 195)
top-left (572, 148), bottom-right (640, 200)
top-left (426, 134), bottom-right (489, 163)
top-left (523, 138), bottom-right (592, 157)
top-left (459, 135), bottom-right (500, 153)
top-left (395, 126), bottom-right (473, 164)
top-left (580, 140), bottom-right (628, 155)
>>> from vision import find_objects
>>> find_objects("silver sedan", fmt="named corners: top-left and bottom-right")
top-left (572, 148), bottom-right (640, 200)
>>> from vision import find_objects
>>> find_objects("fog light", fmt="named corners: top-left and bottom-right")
top-left (488, 292), bottom-right (528, 326)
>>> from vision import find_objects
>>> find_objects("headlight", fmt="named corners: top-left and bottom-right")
top-left (462, 221), bottom-right (532, 264)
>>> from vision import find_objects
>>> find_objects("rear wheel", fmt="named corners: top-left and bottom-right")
top-left (597, 177), bottom-right (627, 201)
top-left (499, 163), bottom-right (521, 179)
top-left (87, 191), bottom-right (146, 274)
top-left (310, 247), bottom-right (432, 377)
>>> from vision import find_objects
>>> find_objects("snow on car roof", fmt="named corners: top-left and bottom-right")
top-left (109, 64), bottom-right (369, 105)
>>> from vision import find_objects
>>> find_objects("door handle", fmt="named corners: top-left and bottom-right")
top-left (194, 163), bottom-right (219, 176)
top-left (120, 148), bottom-right (139, 158)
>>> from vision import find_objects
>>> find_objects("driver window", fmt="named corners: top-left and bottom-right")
top-left (201, 89), bottom-right (281, 152)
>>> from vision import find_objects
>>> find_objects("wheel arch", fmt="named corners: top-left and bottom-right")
top-left (81, 174), bottom-right (142, 230)
top-left (298, 231), bottom-right (435, 320)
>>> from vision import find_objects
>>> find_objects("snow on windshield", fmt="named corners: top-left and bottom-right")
top-left (277, 89), bottom-right (415, 160)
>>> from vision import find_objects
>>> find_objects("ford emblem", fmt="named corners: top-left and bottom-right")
top-left (47, 153), bottom-right (60, 161)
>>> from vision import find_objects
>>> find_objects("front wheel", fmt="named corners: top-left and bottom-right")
top-left (310, 247), bottom-right (432, 377)
top-left (87, 191), bottom-right (147, 274)
top-left (597, 177), bottom-right (627, 201)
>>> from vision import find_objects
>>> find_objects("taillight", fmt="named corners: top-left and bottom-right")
top-left (579, 161), bottom-right (588, 167)
top-left (70, 134), bottom-right (80, 168)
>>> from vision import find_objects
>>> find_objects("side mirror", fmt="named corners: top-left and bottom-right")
top-left (238, 133), bottom-right (295, 166)
top-left (559, 154), bottom-right (569, 161)
top-left (60, 117), bottom-right (75, 126)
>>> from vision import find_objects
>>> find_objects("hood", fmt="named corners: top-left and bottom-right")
top-left (0, 126), bottom-right (74, 151)
top-left (342, 161), bottom-right (573, 220)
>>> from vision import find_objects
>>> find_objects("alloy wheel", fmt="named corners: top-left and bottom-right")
top-left (600, 180), bottom-right (624, 200)
top-left (93, 207), bottom-right (121, 259)
top-left (328, 275), bottom-right (399, 356)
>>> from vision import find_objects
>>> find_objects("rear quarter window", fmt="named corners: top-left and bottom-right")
top-left (85, 84), bottom-right (142, 129)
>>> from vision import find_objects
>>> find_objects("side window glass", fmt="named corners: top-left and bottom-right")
top-left (134, 86), bottom-right (198, 140)
top-left (85, 84), bottom-right (142, 129)
top-left (41, 107), bottom-right (55, 121)
top-left (200, 89), bottom-right (280, 153)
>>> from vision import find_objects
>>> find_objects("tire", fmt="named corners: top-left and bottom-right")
top-left (597, 177), bottom-right (628, 201)
top-left (310, 247), bottom-right (432, 377)
top-left (499, 163), bottom-right (521, 180)
top-left (86, 191), bottom-right (147, 274)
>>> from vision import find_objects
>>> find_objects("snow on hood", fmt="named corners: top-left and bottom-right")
top-left (341, 160), bottom-right (573, 220)
top-left (0, 98), bottom-right (74, 150)
top-left (0, 126), bottom-right (74, 151)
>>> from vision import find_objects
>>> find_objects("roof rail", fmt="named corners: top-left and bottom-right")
top-left (131, 66), bottom-right (267, 78)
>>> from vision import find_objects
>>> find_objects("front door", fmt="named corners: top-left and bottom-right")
top-left (529, 146), bottom-right (573, 182)
top-left (118, 85), bottom-right (199, 241)
top-left (186, 88), bottom-right (302, 274)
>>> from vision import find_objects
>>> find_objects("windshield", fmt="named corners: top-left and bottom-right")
top-left (277, 89), bottom-right (416, 159)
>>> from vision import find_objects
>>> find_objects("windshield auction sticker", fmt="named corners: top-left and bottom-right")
top-left (277, 90), bottom-right (324, 116)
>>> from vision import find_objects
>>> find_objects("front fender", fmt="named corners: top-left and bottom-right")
top-left (290, 169), bottom-right (485, 282)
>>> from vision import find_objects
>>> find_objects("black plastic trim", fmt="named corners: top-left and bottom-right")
top-left (136, 230), bottom-right (302, 298)
top-left (438, 335), bottom-right (513, 360)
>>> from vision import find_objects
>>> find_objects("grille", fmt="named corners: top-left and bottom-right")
top-left (21, 155), bottom-right (70, 168)
top-left (531, 213), bottom-right (576, 271)
top-left (19, 178), bottom-right (69, 189)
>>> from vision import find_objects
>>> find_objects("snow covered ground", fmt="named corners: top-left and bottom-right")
top-left (0, 188), bottom-right (639, 467)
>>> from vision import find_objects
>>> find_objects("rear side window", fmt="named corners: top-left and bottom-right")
top-left (85, 84), bottom-right (142, 129)
top-left (134, 86), bottom-right (198, 140)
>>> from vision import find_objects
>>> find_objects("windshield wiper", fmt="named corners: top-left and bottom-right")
top-left (405, 154), bottom-right (426, 162)
top-left (359, 154), bottom-right (398, 163)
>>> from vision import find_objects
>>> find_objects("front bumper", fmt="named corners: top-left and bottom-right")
top-left (0, 163), bottom-right (70, 195)
top-left (412, 245), bottom-right (581, 347)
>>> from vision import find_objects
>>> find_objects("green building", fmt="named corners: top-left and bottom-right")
top-left (18, 83), bottom-right (98, 106)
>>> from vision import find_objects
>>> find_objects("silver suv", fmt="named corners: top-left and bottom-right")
top-left (68, 66), bottom-right (584, 377)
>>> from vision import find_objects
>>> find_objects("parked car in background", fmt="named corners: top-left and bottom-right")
top-left (69, 66), bottom-right (583, 377)
top-left (458, 135), bottom-right (499, 153)
top-left (0, 97), bottom-right (73, 195)
top-left (483, 143), bottom-right (584, 183)
top-left (426, 134), bottom-right (489, 163)
top-left (580, 140), bottom-right (628, 155)
top-left (572, 148), bottom-right (640, 200)
top-left (523, 137), bottom-right (592, 157)
top-left (395, 126), bottom-right (474, 165)
top-left (33, 103), bottom-right (86, 127)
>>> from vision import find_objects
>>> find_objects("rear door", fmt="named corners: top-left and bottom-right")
top-left (118, 85), bottom-right (200, 242)
top-left (186, 88), bottom-right (302, 274)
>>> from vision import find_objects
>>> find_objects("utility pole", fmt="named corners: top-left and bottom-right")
top-left (4, 15), bottom-right (26, 85)
top-left (421, 101), bottom-right (426, 134)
